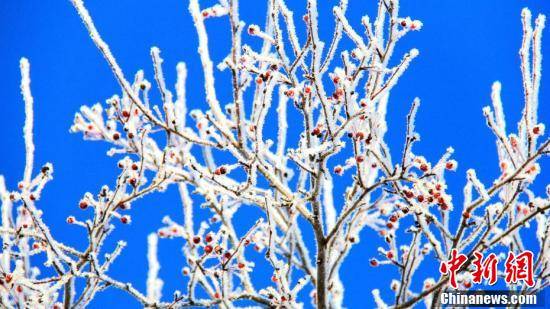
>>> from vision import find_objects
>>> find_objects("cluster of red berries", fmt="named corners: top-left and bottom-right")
top-left (347, 131), bottom-right (372, 144)
top-left (399, 18), bottom-right (422, 31)
top-left (283, 88), bottom-right (295, 97)
top-left (402, 181), bottom-right (450, 210)
top-left (266, 292), bottom-right (291, 304)
top-left (158, 226), bottom-right (179, 238)
top-left (0, 273), bottom-right (13, 285)
top-left (311, 126), bottom-right (324, 138)
top-left (213, 165), bottom-right (227, 175)
top-left (386, 214), bottom-right (399, 229)
top-left (255, 70), bottom-right (273, 85)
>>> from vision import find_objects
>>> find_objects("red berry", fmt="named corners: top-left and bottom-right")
top-left (533, 126), bottom-right (541, 135)
top-left (445, 161), bottom-right (454, 170)
top-left (112, 133), bottom-right (120, 140)
top-left (356, 156), bottom-right (364, 163)
top-left (370, 259), bottom-right (379, 266)
top-left (205, 234), bottom-right (213, 243)
top-left (238, 263), bottom-right (245, 269)
top-left (16, 285), bottom-right (23, 293)
top-left (332, 88), bottom-right (344, 100)
top-left (404, 190), bottom-right (414, 199)
top-left (417, 195), bottom-right (425, 203)
top-left (120, 215), bottom-right (130, 224)
top-left (66, 216), bottom-right (75, 224)
top-left (122, 110), bottom-right (130, 118)
top-left (334, 165), bottom-right (343, 175)
top-left (79, 200), bottom-right (88, 209)
top-left (386, 251), bottom-right (394, 259)
top-left (192, 236), bottom-right (201, 244)
top-left (131, 163), bottom-right (139, 171)
top-left (389, 215), bottom-right (398, 222)
top-left (204, 245), bottom-right (213, 254)
top-left (214, 166), bottom-right (227, 175)
top-left (224, 252), bottom-right (232, 259)
top-left (420, 164), bottom-right (428, 172)
top-left (510, 136), bottom-right (518, 147)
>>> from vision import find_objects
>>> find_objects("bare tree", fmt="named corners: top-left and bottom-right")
top-left (0, 0), bottom-right (547, 308)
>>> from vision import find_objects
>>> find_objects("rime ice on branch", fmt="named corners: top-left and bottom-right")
top-left (1, 0), bottom-right (548, 308)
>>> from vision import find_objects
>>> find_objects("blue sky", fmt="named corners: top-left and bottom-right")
top-left (0, 0), bottom-right (548, 307)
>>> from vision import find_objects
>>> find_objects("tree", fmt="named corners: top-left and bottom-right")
top-left (0, 0), bottom-right (547, 307)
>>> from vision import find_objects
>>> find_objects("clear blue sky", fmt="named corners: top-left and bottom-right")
top-left (0, 0), bottom-right (548, 307)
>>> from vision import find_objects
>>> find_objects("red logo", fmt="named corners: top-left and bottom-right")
top-left (439, 250), bottom-right (535, 288)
